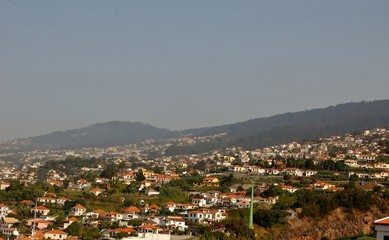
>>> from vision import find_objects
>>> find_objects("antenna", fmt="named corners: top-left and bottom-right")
top-left (32, 201), bottom-right (37, 240)
top-left (249, 177), bottom-right (254, 229)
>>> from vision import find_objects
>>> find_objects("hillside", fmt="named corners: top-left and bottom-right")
top-left (30, 121), bottom-right (178, 148)
top-left (167, 99), bottom-right (389, 154)
top-left (7, 99), bottom-right (389, 152)
top-left (258, 207), bottom-right (381, 240)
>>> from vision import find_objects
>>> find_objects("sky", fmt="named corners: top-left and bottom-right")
top-left (1, 1), bottom-right (388, 141)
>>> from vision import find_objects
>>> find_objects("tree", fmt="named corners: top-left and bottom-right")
top-left (253, 209), bottom-right (286, 228)
top-left (159, 186), bottom-right (187, 202)
top-left (136, 171), bottom-right (146, 182)
top-left (100, 164), bottom-right (119, 179)
top-left (81, 226), bottom-right (100, 240)
top-left (67, 221), bottom-right (82, 236)
top-left (273, 194), bottom-right (296, 210)
top-left (261, 185), bottom-right (284, 198)
top-left (193, 161), bottom-right (207, 171)
top-left (224, 218), bottom-right (255, 239)
top-left (304, 159), bottom-right (315, 169)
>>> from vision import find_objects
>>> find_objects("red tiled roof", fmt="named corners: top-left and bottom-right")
top-left (66, 217), bottom-right (78, 222)
top-left (374, 216), bottom-right (389, 225)
top-left (149, 204), bottom-right (161, 209)
top-left (73, 204), bottom-right (86, 209)
top-left (45, 229), bottom-right (67, 235)
top-left (138, 224), bottom-right (162, 230)
top-left (123, 206), bottom-right (141, 213)
top-left (94, 209), bottom-right (107, 214)
top-left (114, 227), bottom-right (137, 233)
top-left (34, 206), bottom-right (49, 210)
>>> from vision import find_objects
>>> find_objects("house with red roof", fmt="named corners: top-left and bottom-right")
top-left (89, 188), bottom-right (103, 196)
top-left (187, 209), bottom-right (227, 225)
top-left (144, 204), bottom-right (161, 214)
top-left (163, 202), bottom-right (177, 212)
top-left (138, 224), bottom-right (163, 234)
top-left (20, 230), bottom-right (44, 240)
top-left (26, 219), bottom-right (51, 230)
top-left (122, 206), bottom-right (141, 220)
top-left (56, 197), bottom-right (70, 206)
top-left (374, 216), bottom-right (389, 240)
top-left (44, 230), bottom-right (68, 240)
top-left (31, 206), bottom-right (50, 216)
top-left (20, 200), bottom-right (34, 206)
top-left (160, 216), bottom-right (188, 232)
top-left (155, 174), bottom-right (180, 184)
top-left (100, 212), bottom-right (123, 223)
top-left (70, 204), bottom-right (86, 216)
top-left (109, 227), bottom-right (137, 238)
top-left (203, 177), bottom-right (219, 187)
top-left (119, 172), bottom-right (136, 185)
top-left (280, 185), bottom-right (299, 193)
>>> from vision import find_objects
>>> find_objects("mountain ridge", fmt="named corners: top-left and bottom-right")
top-left (166, 99), bottom-right (389, 154)
top-left (4, 99), bottom-right (389, 152)
top-left (29, 121), bottom-right (179, 149)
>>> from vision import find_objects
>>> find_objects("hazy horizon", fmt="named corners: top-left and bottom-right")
top-left (1, 1), bottom-right (389, 141)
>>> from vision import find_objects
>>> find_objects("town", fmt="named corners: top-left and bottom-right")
top-left (0, 128), bottom-right (389, 240)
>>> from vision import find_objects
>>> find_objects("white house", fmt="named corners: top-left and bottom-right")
top-left (0, 182), bottom-right (10, 190)
top-left (280, 185), bottom-right (298, 193)
top-left (0, 204), bottom-right (10, 218)
top-left (44, 229), bottom-right (68, 240)
top-left (282, 168), bottom-right (304, 177)
top-left (374, 216), bottom-right (389, 240)
top-left (192, 198), bottom-right (207, 207)
top-left (122, 206), bottom-right (141, 220)
top-left (145, 188), bottom-right (159, 197)
top-left (160, 216), bottom-right (188, 232)
top-left (31, 206), bottom-right (50, 216)
top-left (70, 204), bottom-right (87, 216)
top-left (186, 209), bottom-right (227, 224)
top-left (305, 170), bottom-right (318, 177)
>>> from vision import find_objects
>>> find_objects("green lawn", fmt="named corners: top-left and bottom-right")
top-left (87, 201), bottom-right (123, 212)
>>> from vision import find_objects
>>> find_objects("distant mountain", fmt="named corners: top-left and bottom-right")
top-left (166, 99), bottom-right (389, 154)
top-left (9, 99), bottom-right (389, 153)
top-left (30, 121), bottom-right (178, 149)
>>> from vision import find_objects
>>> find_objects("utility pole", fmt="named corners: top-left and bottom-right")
top-left (249, 177), bottom-right (254, 229)
top-left (32, 201), bottom-right (37, 240)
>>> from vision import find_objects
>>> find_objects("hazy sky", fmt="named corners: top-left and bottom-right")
top-left (1, 1), bottom-right (388, 141)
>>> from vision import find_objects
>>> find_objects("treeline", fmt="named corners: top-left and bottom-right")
top-left (38, 156), bottom-right (107, 176)
top-left (0, 181), bottom-right (45, 202)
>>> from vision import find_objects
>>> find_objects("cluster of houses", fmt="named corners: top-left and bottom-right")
top-left (0, 128), bottom-right (388, 239)
top-left (228, 165), bottom-right (318, 177)
top-left (0, 186), bottom-right (232, 240)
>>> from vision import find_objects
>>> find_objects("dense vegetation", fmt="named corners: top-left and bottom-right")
top-left (254, 182), bottom-right (382, 228)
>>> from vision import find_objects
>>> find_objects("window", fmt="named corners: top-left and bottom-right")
top-left (384, 236), bottom-right (389, 240)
